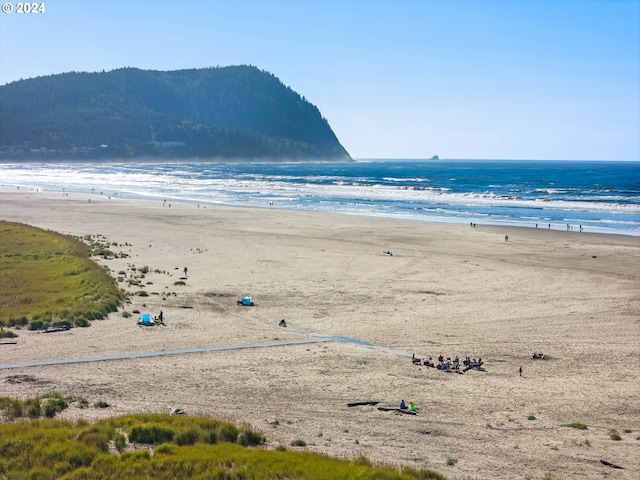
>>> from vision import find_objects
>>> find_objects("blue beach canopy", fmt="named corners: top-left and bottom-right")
top-left (137, 313), bottom-right (155, 326)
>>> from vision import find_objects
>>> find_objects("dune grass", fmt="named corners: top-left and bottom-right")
top-left (0, 413), bottom-right (447, 480)
top-left (567, 422), bottom-right (587, 430)
top-left (609, 429), bottom-right (622, 441)
top-left (0, 221), bottom-right (124, 330)
top-left (0, 392), bottom-right (80, 420)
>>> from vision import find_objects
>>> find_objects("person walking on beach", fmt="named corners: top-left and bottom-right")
top-left (183, 267), bottom-right (188, 276)
top-left (519, 366), bottom-right (523, 377)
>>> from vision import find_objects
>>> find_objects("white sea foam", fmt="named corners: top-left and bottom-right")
top-left (1, 161), bottom-right (638, 235)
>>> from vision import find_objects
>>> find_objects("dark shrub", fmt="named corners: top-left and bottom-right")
top-left (0, 329), bottom-right (18, 338)
top-left (218, 424), bottom-right (238, 443)
top-left (204, 430), bottom-right (218, 444)
top-left (53, 320), bottom-right (73, 329)
top-left (26, 399), bottom-right (41, 418)
top-left (129, 425), bottom-right (174, 444)
top-left (44, 402), bottom-right (58, 418)
top-left (43, 398), bottom-right (68, 418)
top-left (2, 398), bottom-right (24, 420)
top-left (238, 430), bottom-right (265, 446)
top-left (29, 320), bottom-right (44, 330)
top-left (175, 429), bottom-right (200, 446)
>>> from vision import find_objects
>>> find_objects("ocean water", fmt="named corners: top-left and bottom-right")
top-left (1, 159), bottom-right (639, 236)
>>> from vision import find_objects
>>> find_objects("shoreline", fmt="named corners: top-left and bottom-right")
top-left (2, 185), bottom-right (639, 241)
top-left (1, 188), bottom-right (639, 479)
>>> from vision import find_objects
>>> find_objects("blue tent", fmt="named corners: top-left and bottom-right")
top-left (242, 296), bottom-right (253, 306)
top-left (137, 313), bottom-right (155, 326)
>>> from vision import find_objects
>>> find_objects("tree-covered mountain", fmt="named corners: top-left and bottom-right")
top-left (0, 66), bottom-right (352, 161)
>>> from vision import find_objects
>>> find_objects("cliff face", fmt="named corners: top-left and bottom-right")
top-left (0, 66), bottom-right (352, 161)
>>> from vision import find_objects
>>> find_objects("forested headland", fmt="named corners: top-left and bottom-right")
top-left (0, 66), bottom-right (351, 161)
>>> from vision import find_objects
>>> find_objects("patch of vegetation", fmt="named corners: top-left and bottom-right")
top-left (129, 424), bottom-right (175, 444)
top-left (0, 392), bottom-right (72, 420)
top-left (567, 422), bottom-right (587, 430)
top-left (446, 458), bottom-right (457, 466)
top-left (291, 439), bottom-right (307, 447)
top-left (74, 318), bottom-right (91, 327)
top-left (82, 234), bottom-right (129, 259)
top-left (0, 407), bottom-right (452, 479)
top-left (174, 280), bottom-right (186, 286)
top-left (609, 429), bottom-right (621, 441)
top-left (352, 455), bottom-right (371, 466)
top-left (0, 328), bottom-right (18, 338)
top-left (218, 424), bottom-right (239, 443)
top-left (0, 222), bottom-right (124, 330)
top-left (527, 415), bottom-right (536, 421)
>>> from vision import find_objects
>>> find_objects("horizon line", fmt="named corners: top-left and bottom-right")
top-left (353, 157), bottom-right (640, 162)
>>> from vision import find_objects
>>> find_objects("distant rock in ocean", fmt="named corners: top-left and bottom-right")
top-left (430, 155), bottom-right (439, 160)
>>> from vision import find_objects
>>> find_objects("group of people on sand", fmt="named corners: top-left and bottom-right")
top-left (531, 352), bottom-right (545, 359)
top-left (399, 399), bottom-right (417, 412)
top-left (415, 354), bottom-right (484, 373)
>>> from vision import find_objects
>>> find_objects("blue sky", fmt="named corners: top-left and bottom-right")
top-left (1, 0), bottom-right (638, 160)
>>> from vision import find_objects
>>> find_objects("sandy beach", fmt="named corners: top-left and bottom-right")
top-left (1, 187), bottom-right (639, 479)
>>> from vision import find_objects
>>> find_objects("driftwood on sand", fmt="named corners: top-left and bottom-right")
top-left (378, 406), bottom-right (417, 415)
top-left (347, 401), bottom-right (380, 407)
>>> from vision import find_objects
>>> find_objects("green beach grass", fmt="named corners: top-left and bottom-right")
top-left (0, 221), bottom-right (124, 331)
top-left (0, 410), bottom-right (446, 479)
